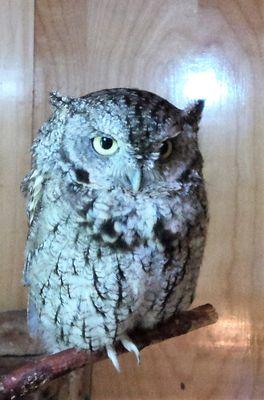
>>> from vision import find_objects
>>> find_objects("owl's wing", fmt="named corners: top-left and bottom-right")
top-left (21, 168), bottom-right (47, 337)
top-left (21, 167), bottom-right (45, 287)
top-left (21, 167), bottom-right (44, 226)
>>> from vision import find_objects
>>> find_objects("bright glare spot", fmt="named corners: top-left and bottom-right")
top-left (183, 69), bottom-right (229, 105)
top-left (0, 80), bottom-right (18, 97)
top-left (0, 69), bottom-right (24, 99)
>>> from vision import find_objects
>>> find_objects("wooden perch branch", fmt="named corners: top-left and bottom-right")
top-left (0, 303), bottom-right (218, 399)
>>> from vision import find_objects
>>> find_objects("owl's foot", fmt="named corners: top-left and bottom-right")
top-left (106, 344), bottom-right (120, 371)
top-left (120, 334), bottom-right (140, 365)
top-left (106, 336), bottom-right (140, 371)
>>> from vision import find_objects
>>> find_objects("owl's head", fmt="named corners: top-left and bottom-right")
top-left (34, 88), bottom-right (204, 194)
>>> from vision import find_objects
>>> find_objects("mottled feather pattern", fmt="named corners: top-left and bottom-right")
top-left (22, 88), bottom-right (207, 367)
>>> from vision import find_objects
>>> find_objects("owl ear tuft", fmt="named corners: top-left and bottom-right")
top-left (49, 92), bottom-right (73, 109)
top-left (182, 99), bottom-right (205, 128)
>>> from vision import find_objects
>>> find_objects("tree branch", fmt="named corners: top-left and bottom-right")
top-left (0, 303), bottom-right (218, 399)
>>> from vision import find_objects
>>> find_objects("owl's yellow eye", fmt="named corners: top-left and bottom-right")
top-left (92, 136), bottom-right (119, 156)
top-left (160, 140), bottom-right (173, 160)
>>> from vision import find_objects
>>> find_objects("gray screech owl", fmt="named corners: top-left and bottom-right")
top-left (22, 88), bottom-right (207, 369)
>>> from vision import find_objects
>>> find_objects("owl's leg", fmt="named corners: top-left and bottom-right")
top-left (106, 344), bottom-right (120, 371)
top-left (120, 334), bottom-right (140, 365)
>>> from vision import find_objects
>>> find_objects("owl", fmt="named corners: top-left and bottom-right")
top-left (22, 88), bottom-right (207, 369)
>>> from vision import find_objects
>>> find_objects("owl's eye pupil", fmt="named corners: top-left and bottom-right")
top-left (101, 137), bottom-right (113, 149)
top-left (160, 142), bottom-right (169, 155)
top-left (160, 140), bottom-right (173, 160)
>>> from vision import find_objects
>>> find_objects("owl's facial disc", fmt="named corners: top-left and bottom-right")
top-left (90, 133), bottom-right (142, 192)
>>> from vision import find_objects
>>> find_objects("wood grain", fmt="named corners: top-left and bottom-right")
top-left (0, 310), bottom-right (92, 399)
top-left (0, 305), bottom-right (217, 399)
top-left (0, 0), bottom-right (263, 398)
top-left (0, 0), bottom-right (34, 310)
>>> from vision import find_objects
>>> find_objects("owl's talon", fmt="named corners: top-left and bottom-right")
top-left (106, 344), bottom-right (120, 371)
top-left (120, 334), bottom-right (140, 365)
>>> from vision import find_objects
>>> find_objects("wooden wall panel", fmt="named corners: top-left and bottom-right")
top-left (88, 0), bottom-right (264, 397)
top-left (34, 0), bottom-right (201, 129)
top-left (0, 0), bottom-right (34, 310)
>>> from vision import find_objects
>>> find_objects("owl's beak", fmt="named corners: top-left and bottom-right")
top-left (126, 166), bottom-right (142, 193)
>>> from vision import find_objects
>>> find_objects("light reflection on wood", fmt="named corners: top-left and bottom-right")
top-left (195, 317), bottom-right (252, 350)
top-left (0, 0), bottom-right (34, 310)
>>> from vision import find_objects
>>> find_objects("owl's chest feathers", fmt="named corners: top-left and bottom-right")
top-left (27, 178), bottom-right (207, 344)
top-left (29, 180), bottom-right (205, 278)
top-left (45, 182), bottom-right (201, 248)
